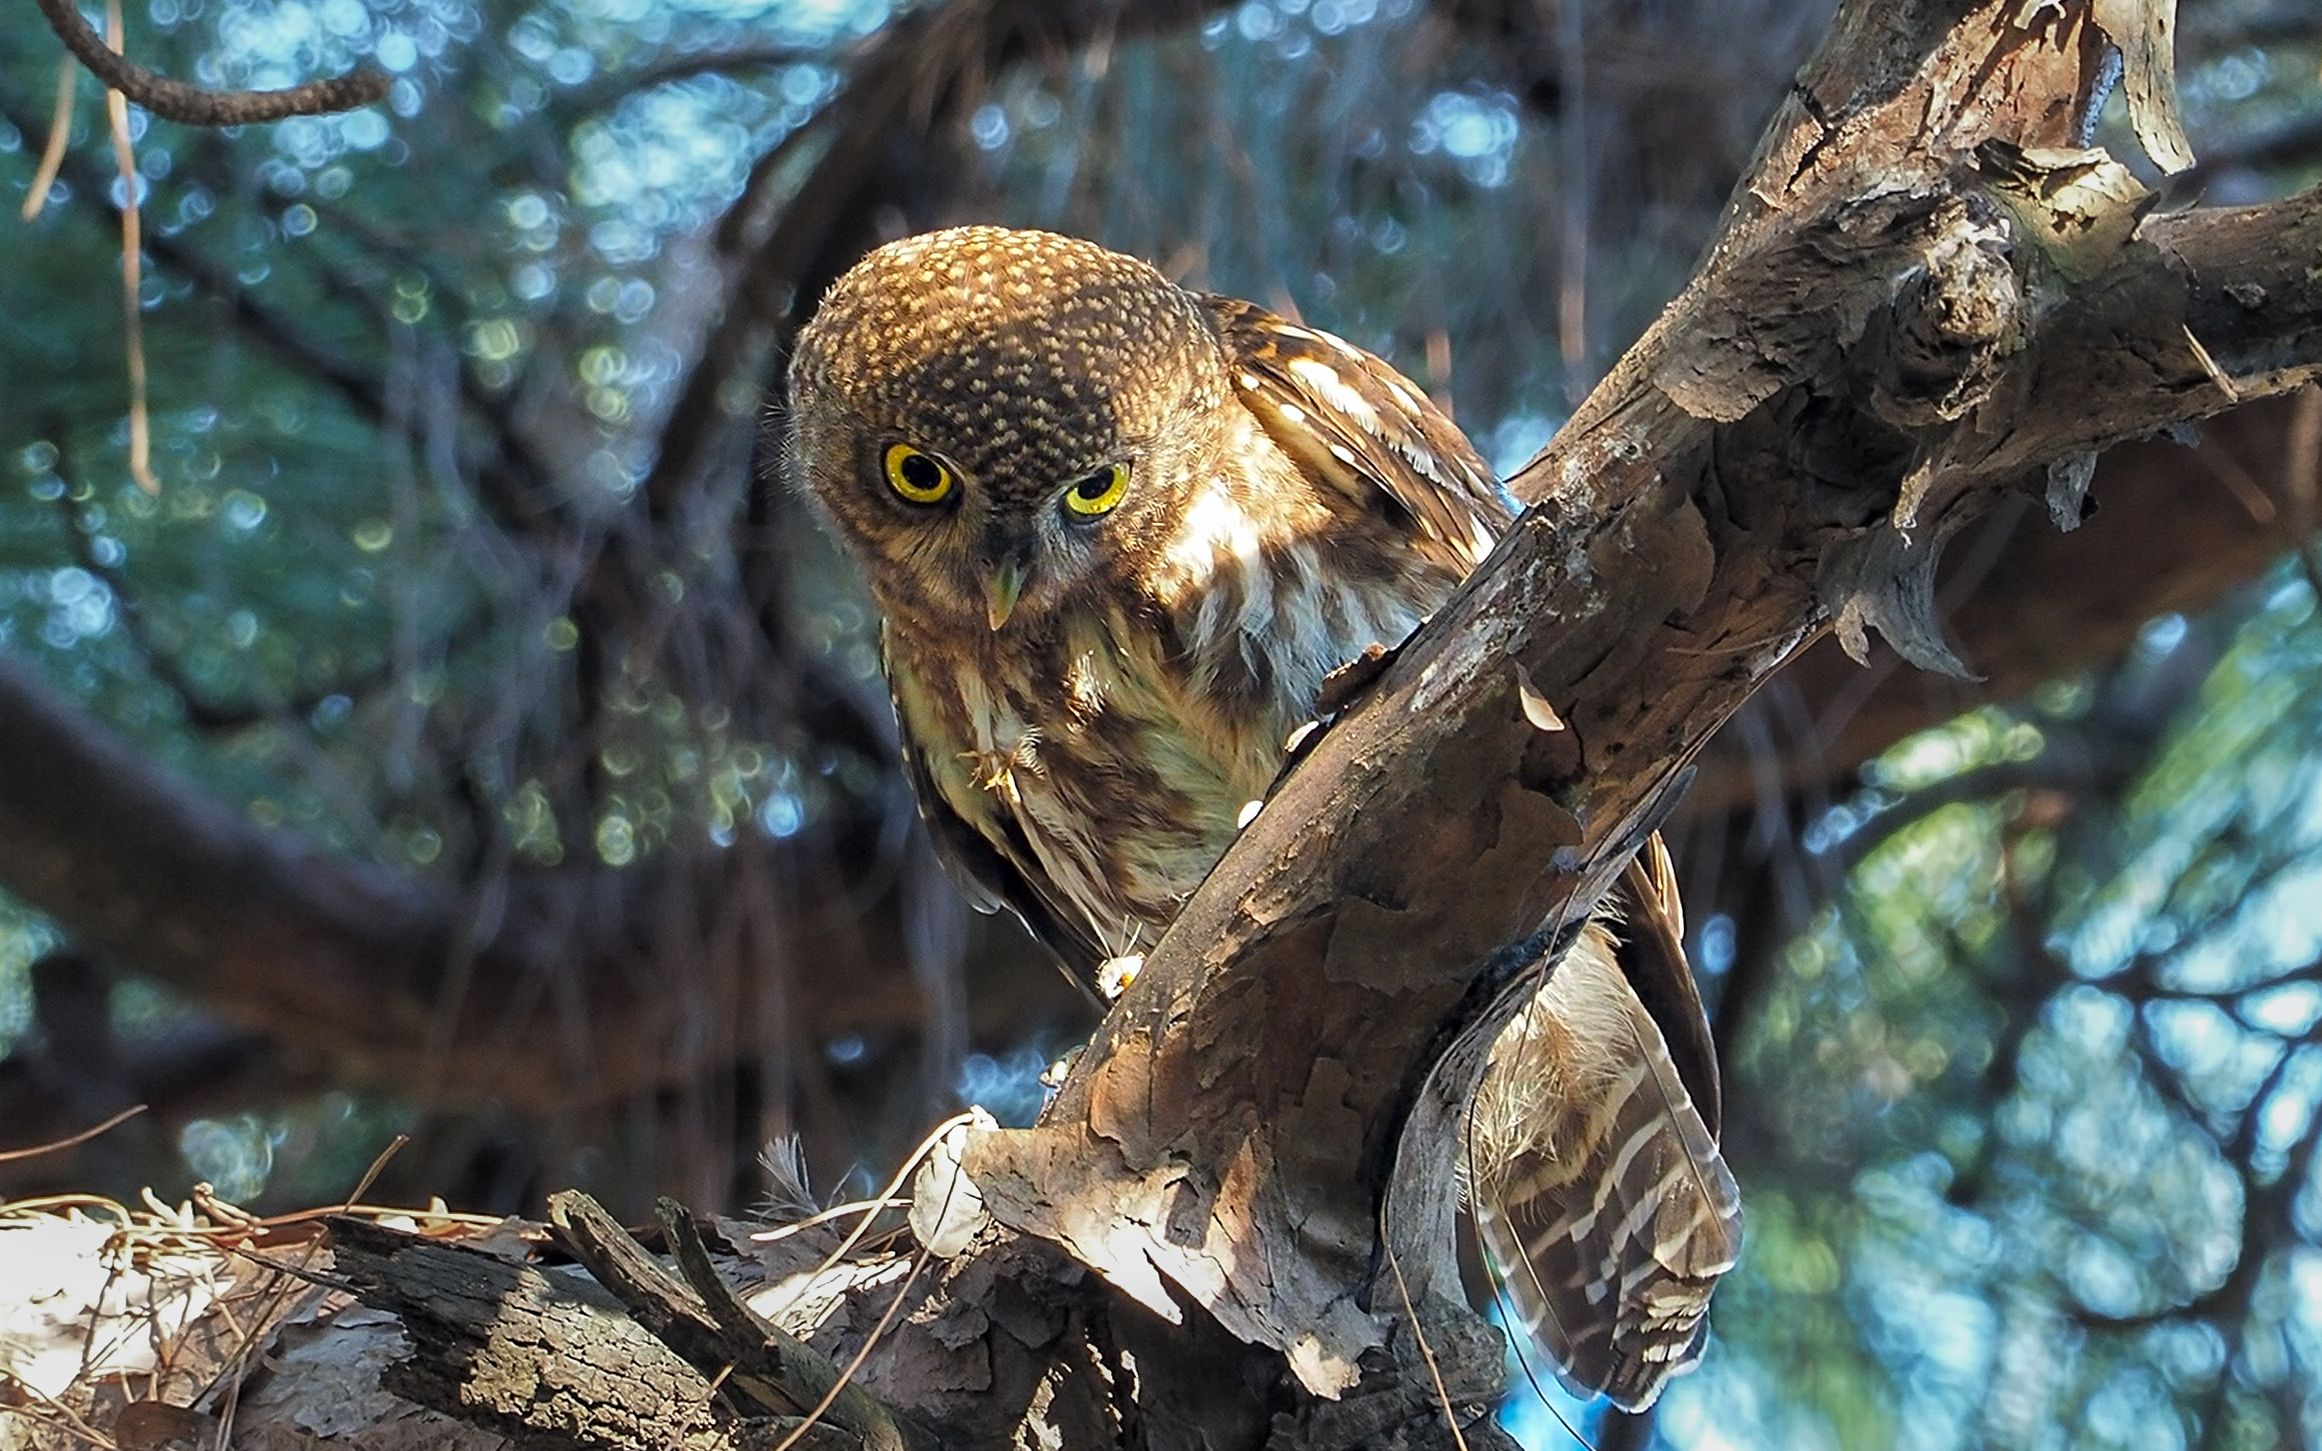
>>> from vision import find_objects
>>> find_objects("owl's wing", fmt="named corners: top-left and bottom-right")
top-left (1468, 837), bottom-right (1740, 1411)
top-left (1203, 296), bottom-right (1513, 569)
top-left (883, 638), bottom-right (1108, 991)
top-left (1618, 836), bottom-right (1722, 1135)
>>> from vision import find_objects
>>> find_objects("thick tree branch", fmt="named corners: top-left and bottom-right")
top-left (1689, 391), bottom-right (2319, 815)
top-left (0, 653), bottom-right (1069, 1114)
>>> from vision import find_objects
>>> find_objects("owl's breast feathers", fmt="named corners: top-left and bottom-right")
top-left (880, 435), bottom-right (1448, 968)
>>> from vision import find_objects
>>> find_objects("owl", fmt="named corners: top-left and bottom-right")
top-left (787, 225), bottom-right (1740, 1409)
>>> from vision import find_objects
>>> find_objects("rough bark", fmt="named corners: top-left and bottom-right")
top-left (1688, 389), bottom-right (2321, 816)
top-left (945, 4), bottom-right (2321, 1430)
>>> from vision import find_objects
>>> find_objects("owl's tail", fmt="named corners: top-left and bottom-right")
top-left (1464, 849), bottom-right (1742, 1411)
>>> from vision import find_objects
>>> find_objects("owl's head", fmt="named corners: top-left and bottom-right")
top-left (787, 226), bottom-right (1231, 632)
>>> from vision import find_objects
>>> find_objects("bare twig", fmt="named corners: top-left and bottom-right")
top-left (0, 1104), bottom-right (147, 1163)
top-left (32, 0), bottom-right (388, 125)
top-left (21, 55), bottom-right (75, 221)
top-left (101, 0), bottom-right (157, 493)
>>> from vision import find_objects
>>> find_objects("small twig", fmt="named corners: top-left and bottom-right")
top-left (192, 1135), bottom-right (414, 1416)
top-left (2183, 323), bottom-right (2242, 405)
top-left (785, 1112), bottom-right (977, 1281)
top-left (745, 1196), bottom-right (910, 1244)
top-left (339, 1134), bottom-right (410, 1212)
top-left (32, 0), bottom-right (389, 125)
top-left (766, 1222), bottom-right (936, 1451)
top-left (0, 1103), bottom-right (147, 1163)
top-left (550, 1190), bottom-right (920, 1450)
top-left (657, 1200), bottom-right (913, 1450)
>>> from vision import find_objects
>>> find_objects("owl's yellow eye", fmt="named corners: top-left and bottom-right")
top-left (883, 443), bottom-right (955, 505)
top-left (1062, 462), bottom-right (1129, 517)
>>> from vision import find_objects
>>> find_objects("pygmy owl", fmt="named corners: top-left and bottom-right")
top-left (787, 225), bottom-right (1739, 1409)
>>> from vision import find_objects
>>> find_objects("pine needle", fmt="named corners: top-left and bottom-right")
top-left (22, 55), bottom-right (76, 222)
top-left (103, 0), bottom-right (159, 494)
top-left (1383, 1238), bottom-right (1472, 1451)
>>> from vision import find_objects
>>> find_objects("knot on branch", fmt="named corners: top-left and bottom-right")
top-left (1815, 163), bottom-right (2134, 678)
top-left (1867, 194), bottom-right (2023, 429)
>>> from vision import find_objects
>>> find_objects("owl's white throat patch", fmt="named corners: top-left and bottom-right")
top-left (1161, 478), bottom-right (1269, 590)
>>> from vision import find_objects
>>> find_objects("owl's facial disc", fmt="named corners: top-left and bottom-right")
top-left (787, 227), bottom-right (1231, 632)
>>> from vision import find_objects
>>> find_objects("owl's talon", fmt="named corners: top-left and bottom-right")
top-left (1097, 954), bottom-right (1144, 1000)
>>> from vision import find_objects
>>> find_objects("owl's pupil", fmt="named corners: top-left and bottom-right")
top-left (900, 454), bottom-right (943, 492)
top-left (1074, 472), bottom-right (1110, 499)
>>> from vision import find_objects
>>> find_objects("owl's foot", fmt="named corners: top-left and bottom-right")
top-left (1097, 954), bottom-right (1144, 1000)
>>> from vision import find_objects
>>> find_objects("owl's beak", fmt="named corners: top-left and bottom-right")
top-left (982, 557), bottom-right (1025, 631)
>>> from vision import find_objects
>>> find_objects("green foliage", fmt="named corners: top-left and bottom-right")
top-left (1678, 570), bottom-right (2322, 1450)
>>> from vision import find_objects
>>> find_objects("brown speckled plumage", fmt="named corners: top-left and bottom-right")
top-left (787, 225), bottom-right (1739, 1410)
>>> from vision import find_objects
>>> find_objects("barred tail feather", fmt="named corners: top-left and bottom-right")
top-left (1467, 916), bottom-right (1742, 1411)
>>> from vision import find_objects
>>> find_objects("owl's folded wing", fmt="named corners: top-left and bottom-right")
top-left (883, 642), bottom-right (1109, 992)
top-left (1203, 295), bottom-right (1513, 571)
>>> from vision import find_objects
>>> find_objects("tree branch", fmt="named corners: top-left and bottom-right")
top-left (31, 0), bottom-right (387, 124)
top-left (1687, 390), bottom-right (2322, 815)
top-left (0, 651), bottom-right (1068, 1116)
